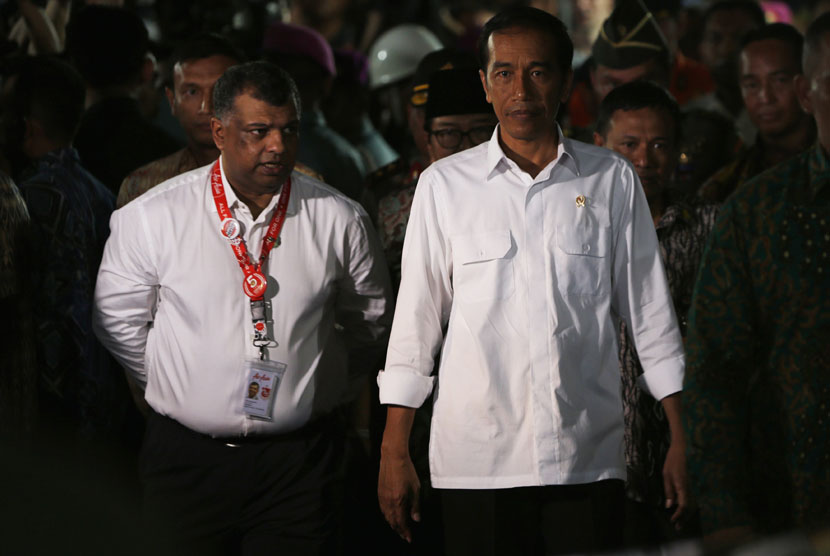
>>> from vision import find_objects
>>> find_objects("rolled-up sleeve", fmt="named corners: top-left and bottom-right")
top-left (92, 205), bottom-right (159, 387)
top-left (378, 172), bottom-right (452, 408)
top-left (610, 164), bottom-right (685, 400)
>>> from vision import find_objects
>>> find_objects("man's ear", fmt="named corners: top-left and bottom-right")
top-left (561, 67), bottom-right (574, 104)
top-left (593, 131), bottom-right (605, 147)
top-left (211, 116), bottom-right (224, 151)
top-left (479, 69), bottom-right (492, 104)
top-left (165, 86), bottom-right (176, 114)
top-left (795, 74), bottom-right (813, 115)
top-left (140, 52), bottom-right (156, 86)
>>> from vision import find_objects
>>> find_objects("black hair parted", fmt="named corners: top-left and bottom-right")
top-left (740, 23), bottom-right (804, 72)
top-left (477, 6), bottom-right (573, 75)
top-left (595, 81), bottom-right (681, 142)
top-left (213, 61), bottom-right (302, 120)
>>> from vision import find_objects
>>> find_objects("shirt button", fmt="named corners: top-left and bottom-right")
top-left (583, 244), bottom-right (590, 253)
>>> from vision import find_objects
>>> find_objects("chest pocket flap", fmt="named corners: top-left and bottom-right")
top-left (454, 230), bottom-right (513, 264)
top-left (556, 225), bottom-right (610, 258)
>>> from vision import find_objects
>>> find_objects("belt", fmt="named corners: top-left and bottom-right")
top-left (149, 410), bottom-right (340, 449)
top-left (213, 412), bottom-right (339, 448)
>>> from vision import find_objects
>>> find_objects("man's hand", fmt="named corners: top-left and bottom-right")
top-left (662, 435), bottom-right (689, 526)
top-left (378, 450), bottom-right (421, 543)
top-left (660, 392), bottom-right (689, 527)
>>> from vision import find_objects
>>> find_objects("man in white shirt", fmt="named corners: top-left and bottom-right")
top-left (376, 7), bottom-right (687, 555)
top-left (93, 61), bottom-right (392, 555)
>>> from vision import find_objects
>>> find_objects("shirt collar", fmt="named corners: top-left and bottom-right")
top-left (809, 141), bottom-right (830, 198)
top-left (39, 146), bottom-right (79, 167)
top-left (206, 155), bottom-right (298, 218)
top-left (485, 124), bottom-right (581, 181)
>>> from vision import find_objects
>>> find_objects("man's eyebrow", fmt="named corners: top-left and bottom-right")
top-left (769, 69), bottom-right (797, 77)
top-left (491, 61), bottom-right (514, 70)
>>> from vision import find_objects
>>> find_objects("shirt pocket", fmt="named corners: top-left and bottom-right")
top-left (452, 230), bottom-right (515, 302)
top-left (553, 224), bottom-right (611, 296)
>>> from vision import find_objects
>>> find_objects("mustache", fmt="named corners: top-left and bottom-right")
top-left (506, 103), bottom-right (543, 113)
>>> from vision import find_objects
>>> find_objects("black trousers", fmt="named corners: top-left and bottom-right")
top-left (139, 411), bottom-right (343, 556)
top-left (441, 479), bottom-right (625, 556)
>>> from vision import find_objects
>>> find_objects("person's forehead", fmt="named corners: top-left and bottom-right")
top-left (741, 39), bottom-right (799, 71)
top-left (175, 55), bottom-right (238, 81)
top-left (231, 92), bottom-right (297, 118)
top-left (488, 26), bottom-right (556, 59)
top-left (610, 107), bottom-right (674, 133)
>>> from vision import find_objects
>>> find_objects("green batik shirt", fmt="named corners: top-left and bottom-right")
top-left (684, 142), bottom-right (830, 535)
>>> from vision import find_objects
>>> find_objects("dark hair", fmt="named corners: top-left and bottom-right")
top-left (213, 61), bottom-right (301, 120)
top-left (804, 12), bottom-right (830, 75)
top-left (595, 81), bottom-right (681, 142)
top-left (167, 33), bottom-right (246, 86)
top-left (477, 6), bottom-right (573, 74)
top-left (701, 1), bottom-right (766, 33)
top-left (7, 56), bottom-right (86, 143)
top-left (740, 23), bottom-right (804, 72)
top-left (65, 6), bottom-right (149, 89)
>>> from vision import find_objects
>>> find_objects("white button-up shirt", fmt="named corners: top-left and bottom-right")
top-left (378, 130), bottom-right (684, 489)
top-left (94, 159), bottom-right (392, 437)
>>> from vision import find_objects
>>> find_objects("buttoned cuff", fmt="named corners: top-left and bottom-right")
top-left (377, 369), bottom-right (435, 408)
top-left (637, 356), bottom-right (684, 401)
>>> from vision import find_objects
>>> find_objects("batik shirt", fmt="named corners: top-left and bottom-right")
top-left (17, 148), bottom-right (118, 438)
top-left (117, 147), bottom-right (198, 208)
top-left (0, 173), bottom-right (37, 442)
top-left (620, 200), bottom-right (718, 506)
top-left (697, 140), bottom-right (766, 205)
top-left (684, 142), bottom-right (830, 534)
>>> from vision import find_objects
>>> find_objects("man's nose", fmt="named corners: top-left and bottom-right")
top-left (514, 71), bottom-right (533, 99)
top-left (633, 144), bottom-right (650, 168)
top-left (265, 130), bottom-right (285, 153)
top-left (758, 80), bottom-right (775, 103)
top-left (198, 90), bottom-right (213, 114)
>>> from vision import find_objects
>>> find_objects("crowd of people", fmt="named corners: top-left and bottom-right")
top-left (1, 0), bottom-right (829, 555)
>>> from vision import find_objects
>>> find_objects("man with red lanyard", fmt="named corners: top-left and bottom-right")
top-left (93, 61), bottom-right (393, 555)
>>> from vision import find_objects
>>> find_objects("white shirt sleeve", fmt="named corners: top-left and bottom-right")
top-left (335, 208), bottom-right (394, 397)
top-left (92, 205), bottom-right (159, 388)
top-left (610, 164), bottom-right (685, 400)
top-left (378, 171), bottom-right (453, 408)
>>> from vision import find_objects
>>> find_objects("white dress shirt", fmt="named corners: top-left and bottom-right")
top-left (94, 158), bottom-right (392, 437)
top-left (378, 129), bottom-right (684, 489)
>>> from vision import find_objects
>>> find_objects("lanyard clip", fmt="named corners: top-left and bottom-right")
top-left (251, 298), bottom-right (271, 354)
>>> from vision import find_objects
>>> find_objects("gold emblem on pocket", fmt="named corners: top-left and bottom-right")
top-left (575, 195), bottom-right (586, 208)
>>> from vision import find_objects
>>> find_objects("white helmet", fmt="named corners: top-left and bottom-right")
top-left (368, 24), bottom-right (443, 89)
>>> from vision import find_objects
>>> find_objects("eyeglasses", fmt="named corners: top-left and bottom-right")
top-left (429, 125), bottom-right (496, 149)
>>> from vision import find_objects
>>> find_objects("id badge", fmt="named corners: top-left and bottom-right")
top-left (242, 359), bottom-right (287, 421)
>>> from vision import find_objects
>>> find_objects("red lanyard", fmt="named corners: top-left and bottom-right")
top-left (210, 160), bottom-right (291, 301)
